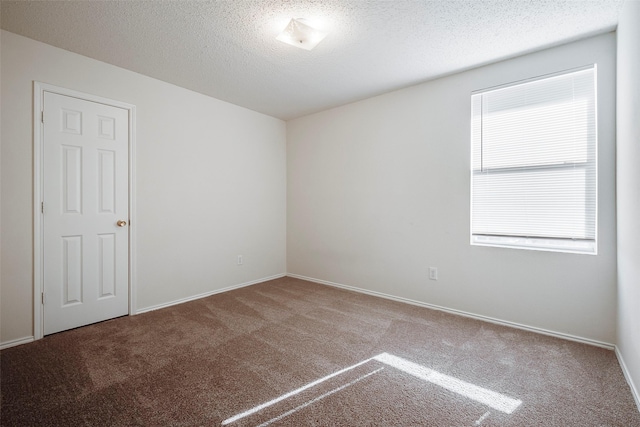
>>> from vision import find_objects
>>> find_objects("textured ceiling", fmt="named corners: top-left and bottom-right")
top-left (1, 0), bottom-right (623, 120)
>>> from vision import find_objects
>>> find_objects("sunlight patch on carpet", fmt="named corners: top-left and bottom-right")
top-left (222, 352), bottom-right (522, 425)
top-left (373, 353), bottom-right (522, 414)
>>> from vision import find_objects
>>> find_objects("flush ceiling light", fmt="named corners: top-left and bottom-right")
top-left (276, 18), bottom-right (327, 51)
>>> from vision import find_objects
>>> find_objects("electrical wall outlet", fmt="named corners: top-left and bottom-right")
top-left (237, 255), bottom-right (243, 265)
top-left (428, 267), bottom-right (438, 280)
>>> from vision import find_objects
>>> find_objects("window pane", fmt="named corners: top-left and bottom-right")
top-left (482, 98), bottom-right (592, 169)
top-left (472, 166), bottom-right (595, 239)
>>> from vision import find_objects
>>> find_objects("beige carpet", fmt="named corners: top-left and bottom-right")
top-left (2, 277), bottom-right (639, 426)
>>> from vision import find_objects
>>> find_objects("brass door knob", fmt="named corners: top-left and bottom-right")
top-left (116, 220), bottom-right (127, 227)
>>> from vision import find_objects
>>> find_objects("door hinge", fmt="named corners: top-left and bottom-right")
top-left (41, 202), bottom-right (44, 214)
top-left (41, 292), bottom-right (45, 305)
top-left (41, 111), bottom-right (44, 123)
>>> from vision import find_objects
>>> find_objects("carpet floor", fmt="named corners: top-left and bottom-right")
top-left (1, 277), bottom-right (639, 426)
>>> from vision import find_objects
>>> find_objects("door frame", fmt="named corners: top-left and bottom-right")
top-left (33, 82), bottom-right (137, 340)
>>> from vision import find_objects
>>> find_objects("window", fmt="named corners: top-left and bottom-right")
top-left (470, 66), bottom-right (597, 254)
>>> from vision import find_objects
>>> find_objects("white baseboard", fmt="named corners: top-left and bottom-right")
top-left (0, 336), bottom-right (35, 350)
top-left (615, 346), bottom-right (640, 412)
top-left (136, 273), bottom-right (287, 314)
top-left (287, 273), bottom-right (615, 350)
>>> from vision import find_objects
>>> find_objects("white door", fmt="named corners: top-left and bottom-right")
top-left (43, 91), bottom-right (129, 335)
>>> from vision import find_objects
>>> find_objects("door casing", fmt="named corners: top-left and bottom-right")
top-left (33, 82), bottom-right (137, 340)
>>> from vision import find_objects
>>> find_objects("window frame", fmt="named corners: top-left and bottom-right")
top-left (469, 65), bottom-right (598, 255)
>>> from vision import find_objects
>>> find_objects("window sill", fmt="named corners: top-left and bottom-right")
top-left (471, 235), bottom-right (596, 255)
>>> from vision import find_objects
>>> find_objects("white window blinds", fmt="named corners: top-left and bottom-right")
top-left (471, 66), bottom-right (597, 253)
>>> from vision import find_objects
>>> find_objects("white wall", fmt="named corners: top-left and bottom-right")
top-left (616, 0), bottom-right (640, 407)
top-left (288, 33), bottom-right (617, 344)
top-left (0, 30), bottom-right (286, 345)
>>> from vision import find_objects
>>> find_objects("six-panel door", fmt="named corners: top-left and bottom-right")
top-left (43, 91), bottom-right (129, 335)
